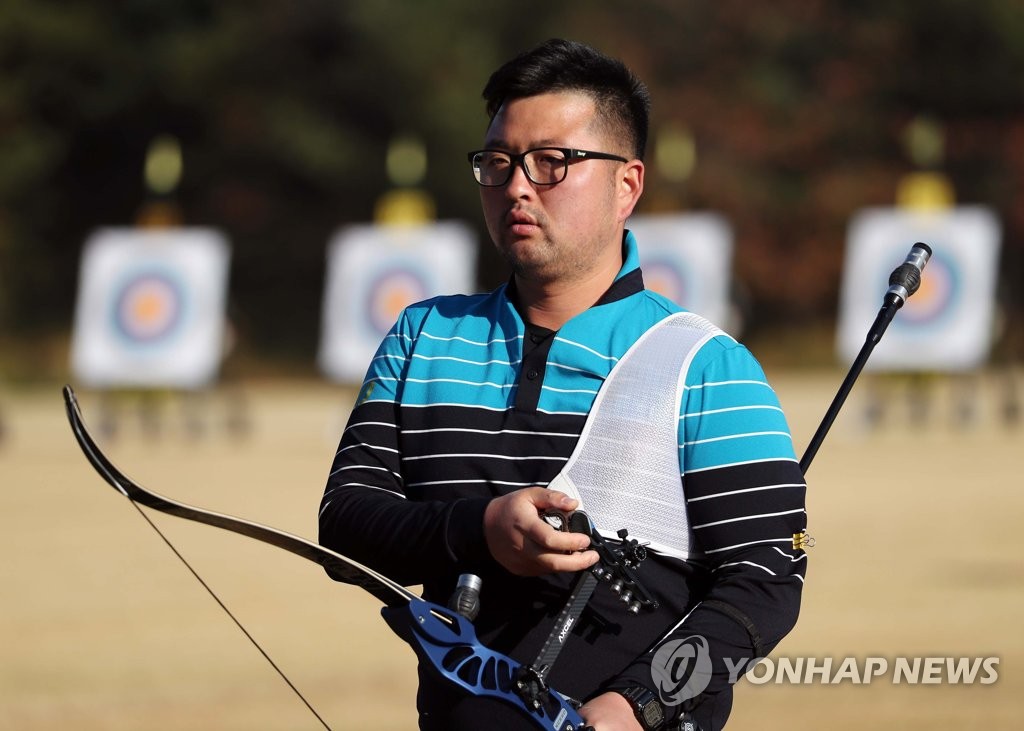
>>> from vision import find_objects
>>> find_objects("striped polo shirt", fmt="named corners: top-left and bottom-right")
top-left (320, 231), bottom-right (807, 719)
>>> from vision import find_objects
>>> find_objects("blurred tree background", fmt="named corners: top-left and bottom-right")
top-left (2, 0), bottom-right (1022, 378)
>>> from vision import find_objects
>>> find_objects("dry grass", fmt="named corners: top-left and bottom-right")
top-left (1, 372), bottom-right (1020, 730)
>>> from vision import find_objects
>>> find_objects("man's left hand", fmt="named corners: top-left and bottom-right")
top-left (579, 691), bottom-right (643, 731)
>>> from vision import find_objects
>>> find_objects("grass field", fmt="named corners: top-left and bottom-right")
top-left (2, 371), bottom-right (1021, 730)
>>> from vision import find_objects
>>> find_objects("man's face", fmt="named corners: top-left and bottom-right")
top-left (479, 91), bottom-right (642, 287)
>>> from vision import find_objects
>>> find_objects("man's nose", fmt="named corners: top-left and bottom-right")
top-left (504, 159), bottom-right (536, 197)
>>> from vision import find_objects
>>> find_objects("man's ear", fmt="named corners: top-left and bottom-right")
top-left (617, 160), bottom-right (645, 222)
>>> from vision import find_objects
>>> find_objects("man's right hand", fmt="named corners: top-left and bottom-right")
top-left (483, 487), bottom-right (600, 576)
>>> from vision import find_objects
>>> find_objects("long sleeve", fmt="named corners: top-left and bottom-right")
top-left (611, 341), bottom-right (807, 726)
top-left (318, 308), bottom-right (490, 586)
top-left (317, 270), bottom-right (806, 729)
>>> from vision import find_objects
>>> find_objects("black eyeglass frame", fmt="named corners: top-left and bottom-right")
top-left (467, 147), bottom-right (630, 187)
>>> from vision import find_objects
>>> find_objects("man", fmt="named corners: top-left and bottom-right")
top-left (320, 39), bottom-right (807, 730)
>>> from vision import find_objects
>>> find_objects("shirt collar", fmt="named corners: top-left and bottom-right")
top-left (617, 228), bottom-right (642, 281)
top-left (597, 229), bottom-right (644, 304)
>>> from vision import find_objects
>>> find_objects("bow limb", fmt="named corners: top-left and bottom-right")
top-left (63, 385), bottom-right (592, 731)
top-left (62, 384), bottom-right (415, 608)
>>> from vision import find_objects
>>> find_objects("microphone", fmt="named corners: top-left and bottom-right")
top-left (448, 573), bottom-right (482, 621)
top-left (885, 242), bottom-right (933, 307)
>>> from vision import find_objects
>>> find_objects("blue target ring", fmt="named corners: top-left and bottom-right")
top-left (109, 270), bottom-right (186, 347)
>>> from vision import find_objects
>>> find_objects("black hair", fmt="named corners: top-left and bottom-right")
top-left (481, 38), bottom-right (651, 161)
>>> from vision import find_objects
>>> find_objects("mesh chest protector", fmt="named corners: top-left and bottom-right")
top-left (547, 312), bottom-right (723, 560)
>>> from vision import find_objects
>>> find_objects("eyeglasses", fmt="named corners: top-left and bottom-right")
top-left (467, 147), bottom-right (629, 187)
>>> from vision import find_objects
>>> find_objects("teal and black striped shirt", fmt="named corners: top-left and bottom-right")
top-left (320, 231), bottom-right (806, 726)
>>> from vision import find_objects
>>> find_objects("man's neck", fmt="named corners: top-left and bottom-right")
top-left (514, 266), bottom-right (619, 330)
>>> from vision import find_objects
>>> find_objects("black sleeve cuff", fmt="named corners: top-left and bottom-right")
top-left (444, 497), bottom-right (492, 565)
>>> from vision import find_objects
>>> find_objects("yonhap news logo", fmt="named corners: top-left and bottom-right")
top-left (651, 635), bottom-right (714, 705)
top-left (650, 636), bottom-right (1001, 701)
top-left (739, 655), bottom-right (1000, 686)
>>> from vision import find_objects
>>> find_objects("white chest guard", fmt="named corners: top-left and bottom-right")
top-left (547, 312), bottom-right (723, 560)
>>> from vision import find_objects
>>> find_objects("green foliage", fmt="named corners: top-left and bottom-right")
top-left (1, 0), bottom-right (1022, 365)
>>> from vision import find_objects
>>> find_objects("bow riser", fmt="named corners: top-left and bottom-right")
top-left (382, 599), bottom-right (587, 731)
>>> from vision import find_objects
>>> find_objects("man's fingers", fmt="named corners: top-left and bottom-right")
top-left (483, 487), bottom-right (595, 576)
top-left (524, 516), bottom-right (592, 552)
top-left (536, 548), bottom-right (600, 574)
top-left (527, 486), bottom-right (579, 511)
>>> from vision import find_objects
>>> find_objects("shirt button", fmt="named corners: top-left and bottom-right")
top-left (530, 333), bottom-right (542, 344)
top-left (527, 369), bottom-right (539, 380)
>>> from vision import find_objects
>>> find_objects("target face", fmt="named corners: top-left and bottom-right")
top-left (363, 266), bottom-right (432, 338)
top-left (70, 228), bottom-right (231, 388)
top-left (642, 255), bottom-right (692, 309)
top-left (888, 246), bottom-right (960, 333)
top-left (110, 271), bottom-right (185, 345)
top-left (319, 221), bottom-right (477, 383)
top-left (837, 206), bottom-right (1001, 371)
top-left (627, 212), bottom-right (734, 330)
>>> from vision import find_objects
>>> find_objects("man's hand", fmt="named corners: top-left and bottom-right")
top-left (483, 488), bottom-right (599, 576)
top-left (579, 691), bottom-right (642, 730)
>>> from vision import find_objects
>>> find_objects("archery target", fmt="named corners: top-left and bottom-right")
top-left (70, 228), bottom-right (231, 388)
top-left (885, 245), bottom-right (959, 332)
top-left (111, 271), bottom-right (185, 345)
top-left (318, 221), bottom-right (477, 383)
top-left (626, 212), bottom-right (734, 330)
top-left (363, 266), bottom-right (432, 339)
top-left (836, 206), bottom-right (1001, 371)
top-left (642, 255), bottom-right (693, 310)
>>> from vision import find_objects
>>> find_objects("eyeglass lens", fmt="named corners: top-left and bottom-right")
top-left (472, 149), bottom-right (567, 186)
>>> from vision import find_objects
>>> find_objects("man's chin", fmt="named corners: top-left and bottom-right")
top-left (498, 238), bottom-right (543, 264)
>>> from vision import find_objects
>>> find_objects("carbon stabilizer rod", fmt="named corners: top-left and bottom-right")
top-left (799, 242), bottom-right (932, 474)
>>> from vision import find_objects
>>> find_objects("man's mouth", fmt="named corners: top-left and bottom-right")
top-left (505, 210), bottom-right (539, 236)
